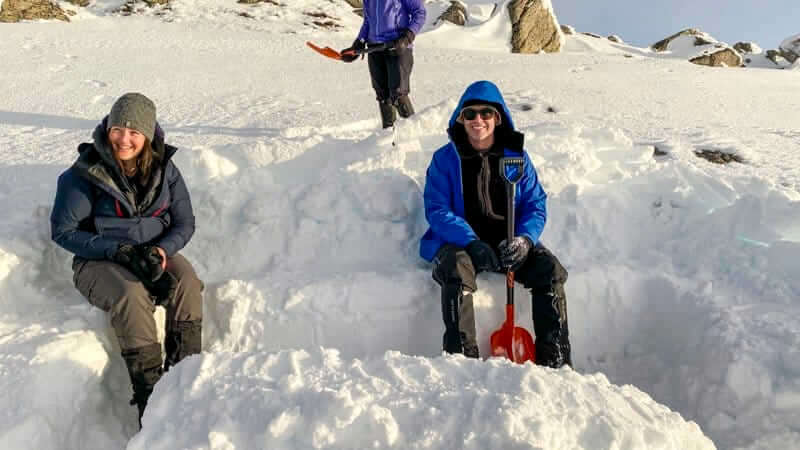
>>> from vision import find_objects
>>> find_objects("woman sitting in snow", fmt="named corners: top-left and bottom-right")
top-left (419, 80), bottom-right (571, 368)
top-left (50, 93), bottom-right (203, 427)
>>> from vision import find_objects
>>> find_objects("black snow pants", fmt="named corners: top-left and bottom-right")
top-left (432, 242), bottom-right (571, 367)
top-left (367, 47), bottom-right (414, 103)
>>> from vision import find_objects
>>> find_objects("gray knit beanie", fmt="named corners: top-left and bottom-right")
top-left (107, 93), bottom-right (156, 142)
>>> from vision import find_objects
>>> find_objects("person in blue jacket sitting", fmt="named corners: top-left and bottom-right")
top-left (340, 0), bottom-right (426, 129)
top-left (420, 81), bottom-right (571, 368)
top-left (50, 93), bottom-right (203, 426)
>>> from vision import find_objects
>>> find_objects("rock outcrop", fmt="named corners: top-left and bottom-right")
top-left (508, 0), bottom-right (563, 53)
top-left (434, 0), bottom-right (467, 26)
top-left (652, 28), bottom-right (742, 68)
top-left (689, 48), bottom-right (742, 67)
top-left (779, 34), bottom-right (800, 63)
top-left (651, 28), bottom-right (705, 52)
top-left (733, 42), bottom-right (760, 54)
top-left (0, 0), bottom-right (69, 22)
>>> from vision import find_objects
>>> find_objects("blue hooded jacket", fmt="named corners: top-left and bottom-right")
top-left (419, 81), bottom-right (548, 262)
top-left (357, 0), bottom-right (427, 44)
top-left (51, 119), bottom-right (195, 261)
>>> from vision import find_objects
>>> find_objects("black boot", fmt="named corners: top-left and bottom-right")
top-left (441, 284), bottom-right (479, 358)
top-left (164, 319), bottom-right (202, 372)
top-left (535, 330), bottom-right (565, 369)
top-left (395, 95), bottom-right (415, 118)
top-left (531, 284), bottom-right (571, 368)
top-left (121, 343), bottom-right (163, 428)
top-left (378, 99), bottom-right (396, 129)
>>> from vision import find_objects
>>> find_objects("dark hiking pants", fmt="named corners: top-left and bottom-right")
top-left (367, 48), bottom-right (414, 102)
top-left (432, 242), bottom-right (571, 366)
top-left (73, 253), bottom-right (204, 350)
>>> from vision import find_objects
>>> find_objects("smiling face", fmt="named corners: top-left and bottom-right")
top-left (459, 105), bottom-right (499, 151)
top-left (108, 126), bottom-right (146, 162)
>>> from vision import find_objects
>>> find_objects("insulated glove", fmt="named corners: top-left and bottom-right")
top-left (390, 29), bottom-right (415, 52)
top-left (340, 39), bottom-right (366, 63)
top-left (113, 244), bottom-right (154, 284)
top-left (138, 245), bottom-right (166, 283)
top-left (498, 236), bottom-right (532, 271)
top-left (113, 244), bottom-right (166, 284)
top-left (465, 240), bottom-right (500, 273)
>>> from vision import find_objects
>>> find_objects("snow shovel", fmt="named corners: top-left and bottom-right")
top-left (490, 157), bottom-right (536, 364)
top-left (306, 41), bottom-right (388, 61)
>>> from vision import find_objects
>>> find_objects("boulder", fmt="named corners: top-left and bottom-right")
top-left (733, 42), bottom-right (760, 54)
top-left (607, 34), bottom-right (623, 43)
top-left (694, 35), bottom-right (714, 46)
top-left (0, 0), bottom-right (69, 22)
top-left (560, 24), bottom-right (574, 35)
top-left (652, 28), bottom-right (705, 52)
top-left (508, 0), bottom-right (563, 53)
top-left (766, 49), bottom-right (783, 64)
top-left (434, 0), bottom-right (467, 26)
top-left (689, 48), bottom-right (743, 67)
top-left (779, 34), bottom-right (800, 63)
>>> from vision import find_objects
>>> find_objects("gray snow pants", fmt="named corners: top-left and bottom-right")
top-left (72, 254), bottom-right (203, 350)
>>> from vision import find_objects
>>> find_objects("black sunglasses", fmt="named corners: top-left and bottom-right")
top-left (461, 106), bottom-right (498, 121)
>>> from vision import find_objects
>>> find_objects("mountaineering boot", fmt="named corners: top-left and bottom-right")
top-left (164, 319), bottom-right (202, 372)
top-left (441, 284), bottom-right (479, 358)
top-left (121, 343), bottom-right (163, 428)
top-left (531, 285), bottom-right (571, 368)
top-left (535, 330), bottom-right (564, 368)
top-left (378, 99), bottom-right (397, 129)
top-left (395, 95), bottom-right (415, 118)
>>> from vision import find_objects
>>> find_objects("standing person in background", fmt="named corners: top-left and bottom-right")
top-left (50, 93), bottom-right (204, 427)
top-left (419, 80), bottom-right (572, 368)
top-left (340, 0), bottom-right (426, 129)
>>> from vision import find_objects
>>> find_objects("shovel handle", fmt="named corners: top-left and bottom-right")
top-left (506, 180), bottom-right (517, 307)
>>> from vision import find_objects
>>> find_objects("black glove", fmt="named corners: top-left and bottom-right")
top-left (139, 245), bottom-right (166, 282)
top-left (498, 236), bottom-right (532, 271)
top-left (465, 240), bottom-right (500, 273)
top-left (113, 244), bottom-right (154, 284)
top-left (389, 29), bottom-right (415, 53)
top-left (113, 244), bottom-right (165, 284)
top-left (113, 244), bottom-right (176, 303)
top-left (340, 39), bottom-right (366, 63)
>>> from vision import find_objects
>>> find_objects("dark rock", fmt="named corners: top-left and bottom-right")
top-left (694, 149), bottom-right (744, 164)
top-left (434, 1), bottom-right (467, 26)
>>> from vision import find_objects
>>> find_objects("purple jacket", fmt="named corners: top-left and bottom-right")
top-left (357, 0), bottom-right (426, 44)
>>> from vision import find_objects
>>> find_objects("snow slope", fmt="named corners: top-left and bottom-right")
top-left (1, 1), bottom-right (799, 449)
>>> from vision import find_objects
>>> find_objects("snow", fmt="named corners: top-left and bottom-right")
top-left (1, 1), bottom-right (799, 449)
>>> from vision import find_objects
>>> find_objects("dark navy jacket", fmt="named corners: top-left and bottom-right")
top-left (357, 0), bottom-right (426, 44)
top-left (51, 119), bottom-right (195, 261)
top-left (419, 80), bottom-right (548, 262)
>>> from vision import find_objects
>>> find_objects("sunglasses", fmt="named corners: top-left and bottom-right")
top-left (460, 106), bottom-right (498, 121)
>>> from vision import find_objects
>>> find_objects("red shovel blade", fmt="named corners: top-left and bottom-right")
top-left (306, 41), bottom-right (342, 60)
top-left (490, 305), bottom-right (536, 364)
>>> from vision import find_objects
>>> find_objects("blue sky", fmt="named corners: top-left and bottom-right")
top-left (554, 0), bottom-right (798, 49)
